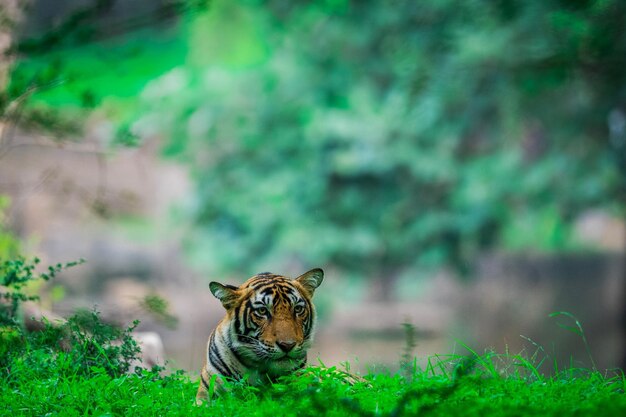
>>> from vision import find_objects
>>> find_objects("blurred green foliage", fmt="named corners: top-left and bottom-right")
top-left (0, 196), bottom-right (20, 260)
top-left (9, 28), bottom-right (186, 127)
top-left (136, 0), bottom-right (625, 280)
top-left (3, 0), bottom-right (207, 140)
top-left (6, 1), bottom-right (626, 285)
top-left (139, 293), bottom-right (179, 329)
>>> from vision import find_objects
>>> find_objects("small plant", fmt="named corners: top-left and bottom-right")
top-left (139, 293), bottom-right (179, 329)
top-left (550, 311), bottom-right (597, 371)
top-left (1, 256), bottom-right (142, 378)
top-left (61, 309), bottom-right (142, 377)
top-left (399, 320), bottom-right (417, 379)
top-left (0, 257), bottom-right (83, 328)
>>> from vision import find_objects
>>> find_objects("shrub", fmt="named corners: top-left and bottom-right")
top-left (1, 257), bottom-right (142, 379)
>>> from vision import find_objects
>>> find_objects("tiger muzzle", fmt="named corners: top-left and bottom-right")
top-left (276, 340), bottom-right (297, 353)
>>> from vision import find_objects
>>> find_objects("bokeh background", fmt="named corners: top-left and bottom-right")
top-left (1, 0), bottom-right (626, 375)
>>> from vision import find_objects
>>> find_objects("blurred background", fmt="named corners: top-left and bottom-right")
top-left (1, 0), bottom-right (626, 375)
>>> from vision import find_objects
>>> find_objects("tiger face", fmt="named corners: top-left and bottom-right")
top-left (208, 268), bottom-right (323, 378)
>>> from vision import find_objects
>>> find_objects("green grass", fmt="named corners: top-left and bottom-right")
top-left (2, 350), bottom-right (625, 417)
top-left (1, 259), bottom-right (625, 416)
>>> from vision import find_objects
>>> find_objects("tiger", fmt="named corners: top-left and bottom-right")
top-left (196, 268), bottom-right (324, 404)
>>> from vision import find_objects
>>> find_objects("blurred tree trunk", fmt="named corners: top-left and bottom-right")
top-left (368, 269), bottom-right (399, 302)
top-left (0, 0), bottom-right (25, 149)
top-left (0, 0), bottom-right (25, 87)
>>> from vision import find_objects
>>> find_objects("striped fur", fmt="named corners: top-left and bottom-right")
top-left (196, 268), bottom-right (324, 403)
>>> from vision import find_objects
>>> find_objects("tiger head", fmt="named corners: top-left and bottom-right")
top-left (209, 268), bottom-right (324, 376)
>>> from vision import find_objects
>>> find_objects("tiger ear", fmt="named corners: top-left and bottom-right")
top-left (295, 268), bottom-right (324, 296)
top-left (209, 282), bottom-right (239, 309)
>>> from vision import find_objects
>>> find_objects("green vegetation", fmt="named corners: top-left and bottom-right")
top-left (7, 1), bottom-right (626, 289)
top-left (2, 346), bottom-right (625, 416)
top-left (0, 197), bottom-right (20, 260)
top-left (3, 2), bottom-right (626, 411)
top-left (0, 258), bottom-right (139, 376)
top-left (132, 0), bottom-right (626, 288)
top-left (2, 257), bottom-right (625, 416)
top-left (3, 1), bottom-right (207, 143)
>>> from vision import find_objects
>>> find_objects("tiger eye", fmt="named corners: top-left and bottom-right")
top-left (294, 305), bottom-right (304, 314)
top-left (256, 307), bottom-right (268, 316)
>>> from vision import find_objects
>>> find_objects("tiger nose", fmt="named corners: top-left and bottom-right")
top-left (276, 341), bottom-right (296, 353)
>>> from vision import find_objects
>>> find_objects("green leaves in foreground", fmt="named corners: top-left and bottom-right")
top-left (1, 359), bottom-right (625, 417)
top-left (1, 257), bottom-right (142, 378)
top-left (1, 258), bottom-right (623, 415)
